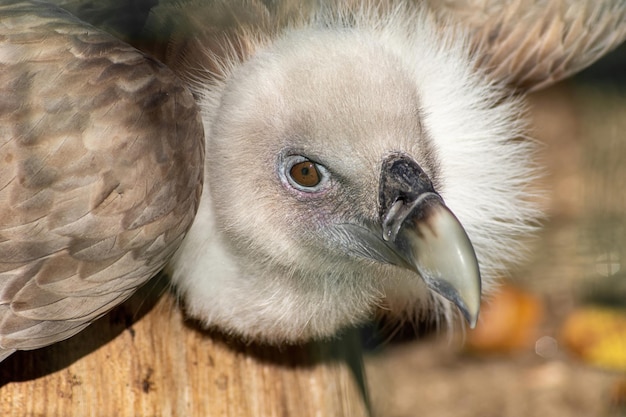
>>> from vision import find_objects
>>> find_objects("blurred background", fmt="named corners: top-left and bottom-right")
top-left (364, 42), bottom-right (626, 417)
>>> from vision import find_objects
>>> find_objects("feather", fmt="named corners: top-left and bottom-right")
top-left (0, 0), bottom-right (204, 358)
top-left (426, 0), bottom-right (626, 90)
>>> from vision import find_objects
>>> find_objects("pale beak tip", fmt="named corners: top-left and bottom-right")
top-left (456, 280), bottom-right (481, 329)
top-left (460, 302), bottom-right (480, 329)
top-left (432, 279), bottom-right (480, 329)
top-left (452, 269), bottom-right (481, 329)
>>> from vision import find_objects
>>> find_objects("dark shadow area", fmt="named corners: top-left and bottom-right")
top-left (55, 0), bottom-right (159, 43)
top-left (575, 42), bottom-right (626, 87)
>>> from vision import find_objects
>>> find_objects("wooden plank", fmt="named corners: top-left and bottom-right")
top-left (0, 276), bottom-right (370, 417)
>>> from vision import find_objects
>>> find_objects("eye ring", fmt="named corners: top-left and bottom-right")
top-left (282, 155), bottom-right (330, 192)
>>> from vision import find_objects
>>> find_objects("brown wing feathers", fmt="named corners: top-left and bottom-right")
top-left (428, 0), bottom-right (626, 91)
top-left (0, 0), bottom-right (204, 357)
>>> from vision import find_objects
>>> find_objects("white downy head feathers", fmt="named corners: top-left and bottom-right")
top-left (168, 4), bottom-right (543, 342)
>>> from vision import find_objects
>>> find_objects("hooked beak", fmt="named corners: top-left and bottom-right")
top-left (381, 194), bottom-right (481, 327)
top-left (378, 153), bottom-right (481, 327)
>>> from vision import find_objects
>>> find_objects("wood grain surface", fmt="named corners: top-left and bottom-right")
top-left (0, 275), bottom-right (370, 417)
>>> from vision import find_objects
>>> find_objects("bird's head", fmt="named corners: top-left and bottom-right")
top-left (169, 20), bottom-right (541, 342)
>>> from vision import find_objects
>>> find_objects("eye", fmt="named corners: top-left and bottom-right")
top-left (282, 155), bottom-right (330, 192)
top-left (290, 160), bottom-right (320, 187)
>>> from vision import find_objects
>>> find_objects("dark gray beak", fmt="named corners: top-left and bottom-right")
top-left (378, 153), bottom-right (481, 327)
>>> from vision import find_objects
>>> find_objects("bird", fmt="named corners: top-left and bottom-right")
top-left (0, 0), bottom-right (624, 361)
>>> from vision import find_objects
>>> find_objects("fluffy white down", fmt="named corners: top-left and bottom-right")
top-left (167, 4), bottom-right (542, 342)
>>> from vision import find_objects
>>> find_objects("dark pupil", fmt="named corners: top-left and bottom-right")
top-left (300, 167), bottom-right (310, 176)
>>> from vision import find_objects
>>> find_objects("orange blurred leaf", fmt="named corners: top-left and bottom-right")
top-left (466, 284), bottom-right (544, 354)
top-left (561, 307), bottom-right (626, 372)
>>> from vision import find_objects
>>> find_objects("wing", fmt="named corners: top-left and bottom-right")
top-left (427, 0), bottom-right (626, 91)
top-left (46, 0), bottom-right (626, 91)
top-left (0, 0), bottom-right (204, 360)
top-left (112, 0), bottom-right (626, 91)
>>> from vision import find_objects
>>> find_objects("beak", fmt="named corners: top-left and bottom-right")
top-left (378, 153), bottom-right (481, 327)
top-left (381, 194), bottom-right (481, 327)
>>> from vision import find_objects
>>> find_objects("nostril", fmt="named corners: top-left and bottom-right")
top-left (382, 199), bottom-right (406, 242)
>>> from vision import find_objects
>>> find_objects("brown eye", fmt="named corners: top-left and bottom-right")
top-left (289, 160), bottom-right (320, 187)
top-left (281, 154), bottom-right (330, 193)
